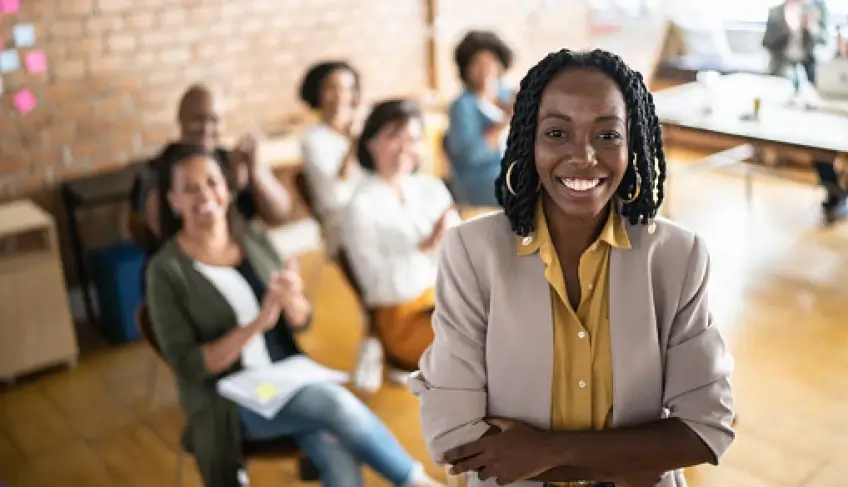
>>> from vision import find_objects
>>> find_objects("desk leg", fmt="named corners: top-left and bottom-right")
top-left (61, 188), bottom-right (97, 326)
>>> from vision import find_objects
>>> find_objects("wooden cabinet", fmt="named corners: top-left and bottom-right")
top-left (0, 200), bottom-right (78, 383)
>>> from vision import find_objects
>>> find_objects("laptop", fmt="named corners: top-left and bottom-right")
top-left (817, 58), bottom-right (848, 99)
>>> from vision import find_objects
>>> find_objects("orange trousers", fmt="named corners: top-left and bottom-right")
top-left (372, 288), bottom-right (436, 371)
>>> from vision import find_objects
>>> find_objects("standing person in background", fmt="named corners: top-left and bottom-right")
top-left (299, 61), bottom-right (366, 257)
top-left (763, 1), bottom-right (845, 223)
top-left (342, 99), bottom-right (461, 371)
top-left (130, 84), bottom-right (292, 261)
top-left (444, 30), bottom-right (516, 207)
top-left (762, 0), bottom-right (830, 85)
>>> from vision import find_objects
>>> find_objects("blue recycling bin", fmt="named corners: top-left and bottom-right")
top-left (88, 241), bottom-right (146, 344)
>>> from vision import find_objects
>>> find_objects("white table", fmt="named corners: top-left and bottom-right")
top-left (653, 73), bottom-right (848, 216)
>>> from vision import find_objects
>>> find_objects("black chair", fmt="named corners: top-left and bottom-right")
top-left (136, 306), bottom-right (321, 485)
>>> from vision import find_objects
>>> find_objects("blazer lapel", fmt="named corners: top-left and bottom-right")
top-left (489, 250), bottom-right (554, 429)
top-left (609, 228), bottom-right (664, 427)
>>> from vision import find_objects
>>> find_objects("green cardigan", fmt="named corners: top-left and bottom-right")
top-left (146, 222), bottom-right (301, 487)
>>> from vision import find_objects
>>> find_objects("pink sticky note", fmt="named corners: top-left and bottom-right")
top-left (13, 89), bottom-right (37, 115)
top-left (0, 0), bottom-right (20, 14)
top-left (24, 51), bottom-right (46, 74)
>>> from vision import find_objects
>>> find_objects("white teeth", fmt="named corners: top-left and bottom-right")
top-left (198, 202), bottom-right (219, 214)
top-left (559, 178), bottom-right (600, 191)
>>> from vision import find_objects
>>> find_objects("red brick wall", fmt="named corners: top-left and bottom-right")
top-left (0, 0), bottom-right (595, 288)
top-left (0, 0), bottom-right (430, 200)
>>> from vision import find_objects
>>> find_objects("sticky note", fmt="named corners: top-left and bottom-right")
top-left (255, 382), bottom-right (278, 400)
top-left (13, 24), bottom-right (35, 48)
top-left (0, 50), bottom-right (19, 73)
top-left (13, 89), bottom-right (37, 115)
top-left (0, 0), bottom-right (20, 14)
top-left (24, 50), bottom-right (46, 74)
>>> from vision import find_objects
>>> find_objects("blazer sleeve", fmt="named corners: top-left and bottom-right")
top-left (446, 95), bottom-right (502, 170)
top-left (146, 258), bottom-right (215, 385)
top-left (408, 226), bottom-right (491, 461)
top-left (663, 235), bottom-right (735, 464)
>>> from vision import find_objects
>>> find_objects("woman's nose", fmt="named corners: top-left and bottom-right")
top-left (569, 141), bottom-right (597, 168)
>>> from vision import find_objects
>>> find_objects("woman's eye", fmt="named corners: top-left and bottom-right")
top-left (545, 128), bottom-right (565, 138)
top-left (599, 131), bottom-right (623, 141)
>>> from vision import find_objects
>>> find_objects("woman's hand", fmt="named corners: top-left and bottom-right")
top-left (419, 206), bottom-right (455, 253)
top-left (254, 287), bottom-right (283, 333)
top-left (443, 418), bottom-right (557, 485)
top-left (269, 259), bottom-right (312, 329)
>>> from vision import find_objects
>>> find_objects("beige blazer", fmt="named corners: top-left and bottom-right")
top-left (409, 211), bottom-right (734, 487)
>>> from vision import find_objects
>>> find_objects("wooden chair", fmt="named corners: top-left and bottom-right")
top-left (135, 306), bottom-right (320, 485)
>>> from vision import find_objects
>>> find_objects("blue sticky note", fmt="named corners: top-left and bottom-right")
top-left (13, 24), bottom-right (36, 48)
top-left (0, 50), bottom-right (20, 73)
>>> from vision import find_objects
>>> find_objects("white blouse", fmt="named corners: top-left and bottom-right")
top-left (341, 173), bottom-right (460, 307)
top-left (193, 261), bottom-right (270, 369)
top-left (301, 123), bottom-right (366, 254)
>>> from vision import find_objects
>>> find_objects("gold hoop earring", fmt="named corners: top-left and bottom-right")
top-left (505, 161), bottom-right (518, 196)
top-left (622, 169), bottom-right (641, 204)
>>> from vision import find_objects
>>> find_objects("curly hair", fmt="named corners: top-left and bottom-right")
top-left (298, 61), bottom-right (361, 110)
top-left (454, 30), bottom-right (514, 86)
top-left (495, 48), bottom-right (666, 236)
top-left (356, 99), bottom-right (422, 172)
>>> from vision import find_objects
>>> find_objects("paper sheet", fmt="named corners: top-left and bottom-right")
top-left (12, 24), bottom-right (35, 47)
top-left (0, 0), bottom-right (20, 14)
top-left (13, 89), bottom-right (36, 115)
top-left (217, 355), bottom-right (349, 419)
top-left (24, 50), bottom-right (46, 73)
top-left (0, 50), bottom-right (19, 73)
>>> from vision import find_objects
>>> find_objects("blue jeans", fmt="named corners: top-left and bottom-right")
top-left (239, 382), bottom-right (419, 487)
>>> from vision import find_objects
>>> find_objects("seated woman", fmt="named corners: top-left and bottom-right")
top-left (342, 100), bottom-right (461, 371)
top-left (444, 30), bottom-right (515, 207)
top-left (299, 61), bottom-right (366, 256)
top-left (145, 144), bottom-right (442, 487)
top-left (411, 49), bottom-right (734, 487)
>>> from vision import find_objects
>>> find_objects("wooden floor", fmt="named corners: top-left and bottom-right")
top-left (1, 148), bottom-right (847, 487)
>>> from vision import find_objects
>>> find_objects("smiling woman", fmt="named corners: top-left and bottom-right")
top-left (409, 49), bottom-right (735, 487)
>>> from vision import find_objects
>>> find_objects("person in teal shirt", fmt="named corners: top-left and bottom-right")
top-left (444, 31), bottom-right (516, 206)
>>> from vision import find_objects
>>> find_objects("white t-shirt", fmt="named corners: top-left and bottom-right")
top-left (193, 261), bottom-right (271, 369)
top-left (341, 173), bottom-right (460, 307)
top-left (301, 123), bottom-right (366, 254)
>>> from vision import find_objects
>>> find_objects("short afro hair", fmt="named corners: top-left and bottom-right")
top-left (454, 30), bottom-right (514, 86)
top-left (298, 61), bottom-right (361, 109)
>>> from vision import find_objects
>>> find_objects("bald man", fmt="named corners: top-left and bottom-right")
top-left (131, 84), bottom-right (292, 259)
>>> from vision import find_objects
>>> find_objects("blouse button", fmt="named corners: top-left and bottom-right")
top-left (578, 380), bottom-right (586, 388)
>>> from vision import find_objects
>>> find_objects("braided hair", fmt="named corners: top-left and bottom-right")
top-left (495, 49), bottom-right (666, 236)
